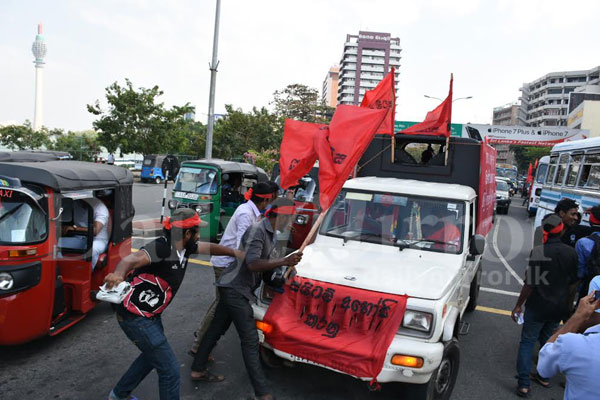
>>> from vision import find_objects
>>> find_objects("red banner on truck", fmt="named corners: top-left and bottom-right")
top-left (477, 143), bottom-right (496, 236)
top-left (263, 277), bottom-right (408, 379)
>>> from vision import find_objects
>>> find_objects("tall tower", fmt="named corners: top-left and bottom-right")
top-left (31, 23), bottom-right (47, 131)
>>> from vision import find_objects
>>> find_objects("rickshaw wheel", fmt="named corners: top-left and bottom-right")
top-left (154, 176), bottom-right (162, 184)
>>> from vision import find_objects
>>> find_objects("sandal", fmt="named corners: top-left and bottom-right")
top-left (531, 373), bottom-right (552, 388)
top-left (187, 350), bottom-right (215, 363)
top-left (516, 387), bottom-right (529, 398)
top-left (190, 370), bottom-right (225, 383)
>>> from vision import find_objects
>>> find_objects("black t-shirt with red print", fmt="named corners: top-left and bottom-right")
top-left (120, 237), bottom-right (189, 318)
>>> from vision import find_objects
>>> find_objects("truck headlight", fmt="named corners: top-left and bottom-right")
top-left (168, 199), bottom-right (178, 210)
top-left (402, 310), bottom-right (433, 333)
top-left (0, 272), bottom-right (14, 291)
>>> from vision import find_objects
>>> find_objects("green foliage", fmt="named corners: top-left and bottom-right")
top-left (0, 121), bottom-right (50, 150)
top-left (510, 145), bottom-right (551, 171)
top-left (271, 84), bottom-right (334, 126)
top-left (244, 149), bottom-right (279, 175)
top-left (87, 79), bottom-right (195, 156)
top-left (48, 130), bottom-right (101, 161)
top-left (211, 105), bottom-right (282, 160)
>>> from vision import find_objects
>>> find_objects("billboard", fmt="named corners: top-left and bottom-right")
top-left (461, 124), bottom-right (589, 146)
top-left (394, 120), bottom-right (463, 137)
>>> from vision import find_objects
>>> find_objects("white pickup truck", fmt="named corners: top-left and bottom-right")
top-left (254, 135), bottom-right (496, 400)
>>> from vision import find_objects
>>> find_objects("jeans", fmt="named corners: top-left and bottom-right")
top-left (191, 266), bottom-right (225, 353)
top-left (515, 307), bottom-right (559, 388)
top-left (191, 287), bottom-right (269, 396)
top-left (111, 313), bottom-right (180, 400)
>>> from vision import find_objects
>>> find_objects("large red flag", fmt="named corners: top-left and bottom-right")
top-left (279, 119), bottom-right (327, 190)
top-left (360, 68), bottom-right (396, 135)
top-left (400, 74), bottom-right (453, 137)
top-left (526, 163), bottom-right (534, 184)
top-left (315, 105), bottom-right (388, 209)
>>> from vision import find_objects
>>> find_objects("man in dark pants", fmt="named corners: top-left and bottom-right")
top-left (512, 213), bottom-right (578, 397)
top-left (190, 198), bottom-right (302, 400)
top-left (104, 209), bottom-right (243, 400)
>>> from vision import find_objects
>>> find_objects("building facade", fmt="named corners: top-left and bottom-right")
top-left (337, 31), bottom-right (401, 105)
top-left (321, 65), bottom-right (340, 107)
top-left (491, 103), bottom-right (520, 164)
top-left (519, 66), bottom-right (600, 127)
top-left (567, 85), bottom-right (600, 137)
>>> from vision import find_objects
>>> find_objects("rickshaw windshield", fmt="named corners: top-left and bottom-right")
top-left (0, 190), bottom-right (48, 244)
top-left (174, 167), bottom-right (218, 194)
top-left (143, 157), bottom-right (156, 167)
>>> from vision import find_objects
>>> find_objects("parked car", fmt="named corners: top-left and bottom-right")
top-left (495, 178), bottom-right (511, 214)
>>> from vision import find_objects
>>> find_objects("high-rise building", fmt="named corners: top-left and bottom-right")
top-left (519, 66), bottom-right (600, 127)
top-left (31, 23), bottom-right (47, 132)
top-left (491, 103), bottom-right (520, 164)
top-left (321, 66), bottom-right (340, 107)
top-left (337, 31), bottom-right (401, 106)
top-left (567, 85), bottom-right (600, 137)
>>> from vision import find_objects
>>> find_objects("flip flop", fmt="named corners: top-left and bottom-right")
top-left (516, 387), bottom-right (529, 398)
top-left (190, 371), bottom-right (225, 383)
top-left (531, 373), bottom-right (552, 388)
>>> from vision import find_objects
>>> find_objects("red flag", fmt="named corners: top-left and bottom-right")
top-left (400, 74), bottom-right (453, 137)
top-left (360, 68), bottom-right (396, 135)
top-left (263, 277), bottom-right (408, 379)
top-left (279, 119), bottom-right (326, 190)
top-left (526, 163), bottom-right (533, 184)
top-left (534, 158), bottom-right (539, 169)
top-left (315, 105), bottom-right (388, 210)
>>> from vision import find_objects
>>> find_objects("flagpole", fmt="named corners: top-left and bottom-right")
top-left (444, 135), bottom-right (450, 165)
top-left (299, 210), bottom-right (327, 252)
top-left (391, 135), bottom-right (395, 163)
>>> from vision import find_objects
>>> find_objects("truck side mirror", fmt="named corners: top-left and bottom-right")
top-left (469, 234), bottom-right (486, 255)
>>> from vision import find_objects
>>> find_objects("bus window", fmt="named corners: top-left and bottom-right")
top-left (566, 154), bottom-right (583, 187)
top-left (545, 155), bottom-right (558, 185)
top-left (579, 154), bottom-right (600, 188)
top-left (535, 163), bottom-right (548, 184)
top-left (554, 154), bottom-right (569, 185)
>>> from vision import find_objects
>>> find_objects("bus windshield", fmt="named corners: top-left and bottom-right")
top-left (0, 190), bottom-right (48, 244)
top-left (320, 190), bottom-right (465, 254)
top-left (174, 167), bottom-right (218, 194)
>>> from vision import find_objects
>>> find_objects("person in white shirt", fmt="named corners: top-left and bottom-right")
top-left (189, 181), bottom-right (278, 355)
top-left (62, 197), bottom-right (110, 269)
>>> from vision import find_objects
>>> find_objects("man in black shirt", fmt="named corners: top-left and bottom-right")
top-left (512, 213), bottom-right (578, 397)
top-left (104, 208), bottom-right (242, 400)
top-left (555, 198), bottom-right (583, 247)
top-left (190, 198), bottom-right (302, 400)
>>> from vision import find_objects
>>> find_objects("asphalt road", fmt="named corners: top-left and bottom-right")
top-left (0, 188), bottom-right (568, 400)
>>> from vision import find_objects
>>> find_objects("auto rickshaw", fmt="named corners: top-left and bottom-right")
top-left (0, 158), bottom-right (134, 345)
top-left (140, 154), bottom-right (179, 184)
top-left (272, 163), bottom-right (320, 250)
top-left (168, 159), bottom-right (268, 241)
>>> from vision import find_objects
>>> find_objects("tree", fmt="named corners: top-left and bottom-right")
top-left (243, 149), bottom-right (279, 175)
top-left (87, 79), bottom-right (195, 155)
top-left (510, 145), bottom-right (551, 171)
top-left (0, 121), bottom-right (50, 150)
top-left (271, 84), bottom-right (334, 126)
top-left (211, 105), bottom-right (282, 160)
top-left (49, 130), bottom-right (101, 161)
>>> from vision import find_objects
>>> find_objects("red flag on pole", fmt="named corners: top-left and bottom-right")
top-left (315, 105), bottom-right (388, 210)
top-left (360, 68), bottom-right (396, 135)
top-left (526, 163), bottom-right (533, 184)
top-left (534, 158), bottom-right (539, 169)
top-left (279, 119), bottom-right (326, 190)
top-left (399, 74), bottom-right (453, 137)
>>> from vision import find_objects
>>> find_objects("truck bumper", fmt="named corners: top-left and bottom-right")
top-left (253, 304), bottom-right (443, 384)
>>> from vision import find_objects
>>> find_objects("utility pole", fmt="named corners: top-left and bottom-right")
top-left (205, 0), bottom-right (221, 160)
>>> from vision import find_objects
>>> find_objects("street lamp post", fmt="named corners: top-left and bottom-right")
top-left (423, 95), bottom-right (473, 103)
top-left (205, 0), bottom-right (221, 160)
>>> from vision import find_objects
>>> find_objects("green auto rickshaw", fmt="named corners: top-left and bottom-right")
top-left (168, 159), bottom-right (268, 241)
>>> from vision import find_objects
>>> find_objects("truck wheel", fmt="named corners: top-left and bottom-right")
top-left (466, 264), bottom-right (482, 312)
top-left (409, 339), bottom-right (460, 400)
top-left (154, 176), bottom-right (162, 184)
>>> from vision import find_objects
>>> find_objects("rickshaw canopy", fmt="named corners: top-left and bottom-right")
top-left (185, 159), bottom-right (268, 181)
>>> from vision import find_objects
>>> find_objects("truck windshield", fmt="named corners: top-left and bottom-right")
top-left (320, 190), bottom-right (465, 254)
top-left (0, 190), bottom-right (48, 244)
top-left (174, 167), bottom-right (218, 194)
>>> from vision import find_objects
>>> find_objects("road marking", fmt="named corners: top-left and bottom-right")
top-left (475, 305), bottom-right (512, 316)
top-left (131, 247), bottom-right (211, 266)
top-left (480, 287), bottom-right (520, 297)
top-left (491, 217), bottom-right (524, 285)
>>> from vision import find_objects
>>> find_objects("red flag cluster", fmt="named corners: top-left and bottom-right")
top-left (279, 69), bottom-right (396, 210)
top-left (400, 74), bottom-right (453, 137)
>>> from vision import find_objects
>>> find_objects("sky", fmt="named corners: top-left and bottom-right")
top-left (1, 0), bottom-right (599, 131)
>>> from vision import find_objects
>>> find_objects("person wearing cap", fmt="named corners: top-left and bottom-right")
top-left (104, 208), bottom-right (244, 400)
top-left (575, 205), bottom-right (600, 299)
top-left (190, 198), bottom-right (302, 400)
top-left (512, 213), bottom-right (578, 397)
top-left (189, 181), bottom-right (278, 356)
